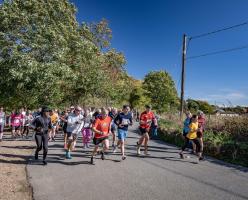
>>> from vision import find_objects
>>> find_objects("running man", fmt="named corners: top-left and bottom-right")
top-left (109, 107), bottom-right (118, 148)
top-left (114, 105), bottom-right (133, 160)
top-left (90, 108), bottom-right (112, 165)
top-left (136, 105), bottom-right (155, 155)
top-left (31, 106), bottom-right (52, 165)
top-left (0, 107), bottom-right (5, 142)
top-left (65, 106), bottom-right (84, 159)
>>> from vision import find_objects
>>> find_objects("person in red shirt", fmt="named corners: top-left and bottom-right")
top-left (136, 105), bottom-right (155, 155)
top-left (90, 108), bottom-right (112, 165)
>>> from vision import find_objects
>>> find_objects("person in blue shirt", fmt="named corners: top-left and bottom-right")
top-left (183, 111), bottom-right (192, 139)
top-left (114, 105), bottom-right (133, 160)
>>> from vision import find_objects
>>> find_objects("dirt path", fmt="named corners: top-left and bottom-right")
top-left (0, 133), bottom-right (35, 200)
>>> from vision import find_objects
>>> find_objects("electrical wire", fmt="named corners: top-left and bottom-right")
top-left (186, 44), bottom-right (248, 60)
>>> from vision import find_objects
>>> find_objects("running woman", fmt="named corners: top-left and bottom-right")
top-left (82, 109), bottom-right (93, 149)
top-left (31, 106), bottom-right (52, 165)
top-left (179, 114), bottom-right (204, 161)
top-left (65, 106), bottom-right (84, 159)
top-left (136, 105), bottom-right (155, 155)
top-left (0, 107), bottom-right (6, 142)
top-left (90, 108), bottom-right (112, 165)
top-left (49, 109), bottom-right (59, 141)
top-left (10, 110), bottom-right (24, 139)
top-left (113, 105), bottom-right (133, 160)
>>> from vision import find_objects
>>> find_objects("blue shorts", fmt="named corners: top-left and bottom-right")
top-left (118, 129), bottom-right (128, 140)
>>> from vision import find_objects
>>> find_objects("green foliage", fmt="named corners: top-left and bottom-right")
top-left (142, 70), bottom-right (179, 113)
top-left (186, 99), bottom-right (214, 114)
top-left (0, 0), bottom-right (132, 109)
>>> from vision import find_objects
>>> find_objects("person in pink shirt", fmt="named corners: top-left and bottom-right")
top-left (10, 110), bottom-right (24, 138)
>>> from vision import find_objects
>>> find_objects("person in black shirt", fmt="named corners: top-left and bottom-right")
top-left (114, 105), bottom-right (133, 160)
top-left (31, 106), bottom-right (52, 165)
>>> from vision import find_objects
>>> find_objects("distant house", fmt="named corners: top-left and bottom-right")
top-left (214, 109), bottom-right (239, 117)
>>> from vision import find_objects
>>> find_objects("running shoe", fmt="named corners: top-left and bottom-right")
top-left (122, 155), bottom-right (126, 160)
top-left (179, 152), bottom-right (184, 159)
top-left (199, 156), bottom-right (204, 161)
top-left (101, 151), bottom-right (105, 160)
top-left (113, 146), bottom-right (117, 153)
top-left (43, 160), bottom-right (47, 165)
top-left (90, 156), bottom-right (95, 165)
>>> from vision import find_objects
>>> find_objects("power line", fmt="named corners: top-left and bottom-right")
top-left (190, 21), bottom-right (248, 40)
top-left (186, 44), bottom-right (248, 60)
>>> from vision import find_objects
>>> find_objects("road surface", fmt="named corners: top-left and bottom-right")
top-left (27, 123), bottom-right (248, 200)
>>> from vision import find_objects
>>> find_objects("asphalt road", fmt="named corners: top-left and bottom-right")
top-left (27, 123), bottom-right (248, 200)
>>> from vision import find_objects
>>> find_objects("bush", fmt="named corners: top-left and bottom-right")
top-left (158, 118), bottom-right (248, 167)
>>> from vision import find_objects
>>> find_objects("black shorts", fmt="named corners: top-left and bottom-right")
top-left (93, 136), bottom-right (108, 145)
top-left (12, 126), bottom-right (20, 131)
top-left (139, 127), bottom-right (148, 135)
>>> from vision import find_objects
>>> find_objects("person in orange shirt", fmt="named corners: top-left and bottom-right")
top-left (90, 108), bottom-right (112, 165)
top-left (136, 105), bottom-right (155, 155)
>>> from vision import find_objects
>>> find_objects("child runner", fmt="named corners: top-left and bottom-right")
top-left (0, 107), bottom-right (5, 142)
top-left (136, 105), bottom-right (155, 155)
top-left (179, 114), bottom-right (204, 161)
top-left (82, 109), bottom-right (93, 149)
top-left (22, 111), bottom-right (34, 139)
top-left (65, 106), bottom-right (84, 159)
top-left (90, 108), bottom-right (112, 165)
top-left (113, 105), bottom-right (133, 160)
top-left (49, 110), bottom-right (59, 141)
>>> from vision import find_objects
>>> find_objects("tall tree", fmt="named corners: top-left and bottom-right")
top-left (143, 70), bottom-right (179, 113)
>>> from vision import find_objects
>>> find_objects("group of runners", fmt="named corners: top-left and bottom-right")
top-left (0, 105), bottom-right (157, 165)
top-left (0, 104), bottom-right (205, 165)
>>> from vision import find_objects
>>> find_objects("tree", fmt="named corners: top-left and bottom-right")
top-left (142, 70), bottom-right (179, 113)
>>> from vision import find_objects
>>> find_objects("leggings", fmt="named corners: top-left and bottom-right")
top-left (35, 133), bottom-right (48, 160)
top-left (182, 137), bottom-right (202, 153)
top-left (82, 128), bottom-right (91, 144)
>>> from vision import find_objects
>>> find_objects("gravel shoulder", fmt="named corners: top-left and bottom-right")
top-left (0, 132), bottom-right (35, 200)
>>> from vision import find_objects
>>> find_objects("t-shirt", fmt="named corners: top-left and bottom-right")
top-left (83, 115), bottom-right (93, 128)
top-left (0, 112), bottom-right (5, 124)
top-left (11, 114), bottom-right (23, 127)
top-left (139, 111), bottom-right (155, 129)
top-left (50, 113), bottom-right (58, 124)
top-left (183, 117), bottom-right (191, 133)
top-left (66, 113), bottom-right (84, 134)
top-left (114, 112), bottom-right (133, 131)
top-left (186, 122), bottom-right (198, 140)
top-left (93, 116), bottom-right (112, 138)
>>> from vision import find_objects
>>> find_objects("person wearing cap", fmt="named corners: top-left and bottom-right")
top-left (90, 108), bottom-right (112, 165)
top-left (65, 106), bottom-right (84, 159)
top-left (31, 106), bottom-right (52, 165)
top-left (136, 105), bottom-right (155, 155)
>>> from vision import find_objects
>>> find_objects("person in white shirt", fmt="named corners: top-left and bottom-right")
top-left (0, 107), bottom-right (5, 142)
top-left (65, 106), bottom-right (84, 159)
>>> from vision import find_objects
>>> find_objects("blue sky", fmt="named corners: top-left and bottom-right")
top-left (71, 0), bottom-right (248, 106)
top-left (1, 0), bottom-right (248, 106)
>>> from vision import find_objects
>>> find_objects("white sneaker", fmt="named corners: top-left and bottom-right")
top-left (113, 146), bottom-right (117, 153)
top-left (137, 147), bottom-right (141, 155)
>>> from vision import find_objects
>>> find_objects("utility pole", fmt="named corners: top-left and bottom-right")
top-left (180, 34), bottom-right (187, 121)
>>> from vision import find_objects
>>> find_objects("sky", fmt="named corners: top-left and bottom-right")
top-left (1, 0), bottom-right (248, 106)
